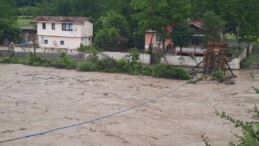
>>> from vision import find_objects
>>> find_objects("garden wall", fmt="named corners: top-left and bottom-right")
top-left (0, 46), bottom-right (250, 69)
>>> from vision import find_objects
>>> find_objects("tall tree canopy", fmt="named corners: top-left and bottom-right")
top-left (201, 11), bottom-right (226, 42)
top-left (131, 0), bottom-right (191, 51)
top-left (191, 0), bottom-right (259, 42)
top-left (0, 0), bottom-right (20, 44)
top-left (2, 0), bottom-right (259, 48)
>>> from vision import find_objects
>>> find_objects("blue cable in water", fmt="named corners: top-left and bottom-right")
top-left (0, 82), bottom-right (186, 144)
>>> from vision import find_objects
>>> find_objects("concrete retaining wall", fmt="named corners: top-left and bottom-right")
top-left (161, 55), bottom-right (203, 66)
top-left (0, 46), bottom-right (249, 69)
top-left (14, 47), bottom-right (79, 55)
top-left (85, 51), bottom-right (151, 64)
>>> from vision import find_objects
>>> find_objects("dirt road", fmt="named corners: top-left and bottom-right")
top-left (0, 64), bottom-right (258, 146)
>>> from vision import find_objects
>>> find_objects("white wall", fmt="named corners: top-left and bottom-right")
top-left (81, 21), bottom-right (93, 37)
top-left (239, 47), bottom-right (247, 61)
top-left (37, 23), bottom-right (82, 38)
top-left (14, 47), bottom-right (80, 54)
top-left (85, 51), bottom-right (151, 64)
top-left (38, 36), bottom-right (83, 49)
top-left (161, 55), bottom-right (241, 69)
top-left (161, 55), bottom-right (204, 66)
top-left (228, 58), bottom-right (240, 69)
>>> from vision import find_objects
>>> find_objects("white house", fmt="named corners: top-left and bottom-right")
top-left (33, 16), bottom-right (93, 50)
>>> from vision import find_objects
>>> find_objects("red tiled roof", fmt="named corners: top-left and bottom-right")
top-left (188, 20), bottom-right (203, 28)
top-left (33, 16), bottom-right (90, 24)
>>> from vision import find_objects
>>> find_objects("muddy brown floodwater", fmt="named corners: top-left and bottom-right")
top-left (0, 64), bottom-right (258, 146)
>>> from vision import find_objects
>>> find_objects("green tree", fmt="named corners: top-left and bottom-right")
top-left (94, 27), bottom-right (119, 50)
top-left (34, 0), bottom-right (54, 16)
top-left (191, 0), bottom-right (259, 42)
top-left (131, 0), bottom-right (191, 52)
top-left (103, 0), bottom-right (141, 48)
top-left (172, 24), bottom-right (194, 55)
top-left (70, 0), bottom-right (104, 20)
top-left (52, 0), bottom-right (72, 16)
top-left (96, 10), bottom-right (130, 38)
top-left (0, 0), bottom-right (20, 44)
top-left (14, 0), bottom-right (44, 7)
top-left (201, 11), bottom-right (226, 44)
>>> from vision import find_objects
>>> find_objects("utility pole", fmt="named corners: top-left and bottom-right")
top-left (236, 22), bottom-right (240, 57)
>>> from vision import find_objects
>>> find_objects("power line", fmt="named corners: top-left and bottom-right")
top-left (0, 82), bottom-right (187, 144)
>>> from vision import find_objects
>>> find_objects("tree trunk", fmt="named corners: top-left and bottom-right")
top-left (33, 35), bottom-right (36, 55)
top-left (180, 46), bottom-right (182, 56)
top-left (162, 27), bottom-right (166, 53)
top-left (149, 31), bottom-right (155, 51)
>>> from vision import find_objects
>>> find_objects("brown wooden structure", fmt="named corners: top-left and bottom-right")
top-left (203, 42), bottom-right (227, 74)
top-left (192, 41), bottom-right (233, 75)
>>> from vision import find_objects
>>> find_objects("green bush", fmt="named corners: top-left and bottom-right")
top-left (0, 56), bottom-right (14, 63)
top-left (211, 69), bottom-right (224, 81)
top-left (252, 87), bottom-right (259, 94)
top-left (77, 60), bottom-right (99, 72)
top-left (127, 62), bottom-right (143, 75)
top-left (141, 65), bottom-right (153, 76)
top-left (50, 52), bottom-right (77, 69)
top-left (25, 52), bottom-right (44, 65)
top-left (172, 67), bottom-right (191, 80)
top-left (116, 59), bottom-right (129, 72)
top-left (153, 64), bottom-right (173, 78)
top-left (98, 58), bottom-right (120, 72)
top-left (126, 48), bottom-right (140, 62)
top-left (153, 64), bottom-right (190, 80)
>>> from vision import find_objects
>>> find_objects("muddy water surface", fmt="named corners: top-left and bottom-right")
top-left (0, 64), bottom-right (258, 146)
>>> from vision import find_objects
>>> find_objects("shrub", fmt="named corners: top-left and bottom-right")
top-left (0, 56), bottom-right (13, 63)
top-left (211, 69), bottom-right (224, 81)
top-left (54, 52), bottom-right (77, 69)
top-left (25, 52), bottom-right (44, 65)
top-left (116, 59), bottom-right (129, 72)
top-left (127, 62), bottom-right (143, 75)
top-left (125, 48), bottom-right (140, 62)
top-left (141, 65), bottom-right (153, 76)
top-left (153, 64), bottom-right (173, 78)
top-left (78, 44), bottom-right (100, 54)
top-left (252, 87), bottom-right (259, 94)
top-left (77, 61), bottom-right (99, 72)
top-left (153, 64), bottom-right (190, 80)
top-left (172, 67), bottom-right (191, 80)
top-left (98, 57), bottom-right (120, 73)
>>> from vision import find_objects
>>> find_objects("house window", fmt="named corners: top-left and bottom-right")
top-left (42, 23), bottom-right (46, 29)
top-left (44, 40), bottom-right (48, 44)
top-left (60, 41), bottom-right (64, 45)
top-left (156, 36), bottom-right (160, 42)
top-left (52, 23), bottom-right (55, 30)
top-left (62, 23), bottom-right (73, 31)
